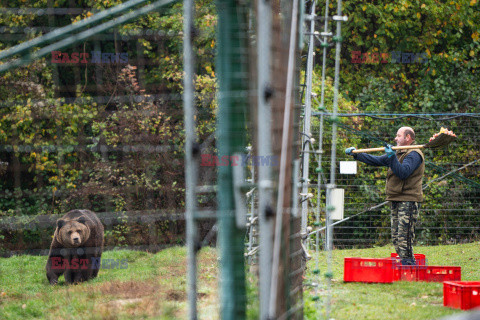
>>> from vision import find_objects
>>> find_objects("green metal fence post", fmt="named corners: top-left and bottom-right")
top-left (183, 0), bottom-right (199, 318)
top-left (216, 0), bottom-right (248, 318)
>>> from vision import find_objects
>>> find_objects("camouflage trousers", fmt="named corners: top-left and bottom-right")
top-left (391, 201), bottom-right (420, 264)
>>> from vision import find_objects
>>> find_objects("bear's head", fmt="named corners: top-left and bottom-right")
top-left (56, 217), bottom-right (91, 247)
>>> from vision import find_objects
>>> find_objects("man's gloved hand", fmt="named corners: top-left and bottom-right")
top-left (345, 147), bottom-right (356, 156)
top-left (385, 144), bottom-right (395, 158)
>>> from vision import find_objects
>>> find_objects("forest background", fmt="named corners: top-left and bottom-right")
top-left (0, 0), bottom-right (478, 254)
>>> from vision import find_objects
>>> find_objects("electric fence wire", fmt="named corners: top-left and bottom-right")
top-left (308, 113), bottom-right (479, 248)
top-left (313, 112), bottom-right (480, 121)
top-left (321, 118), bottom-right (480, 189)
top-left (305, 0), bottom-right (334, 316)
top-left (307, 156), bottom-right (480, 237)
top-left (422, 158), bottom-right (480, 190)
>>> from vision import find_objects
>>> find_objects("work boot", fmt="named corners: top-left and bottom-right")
top-left (401, 258), bottom-right (416, 266)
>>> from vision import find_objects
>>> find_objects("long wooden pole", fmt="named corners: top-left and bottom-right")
top-left (352, 144), bottom-right (425, 154)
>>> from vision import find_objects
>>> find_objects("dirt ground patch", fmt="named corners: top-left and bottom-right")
top-left (98, 296), bottom-right (163, 318)
top-left (166, 289), bottom-right (186, 301)
top-left (96, 281), bottom-right (164, 318)
top-left (98, 280), bottom-right (157, 299)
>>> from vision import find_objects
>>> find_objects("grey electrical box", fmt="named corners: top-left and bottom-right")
top-left (330, 188), bottom-right (344, 220)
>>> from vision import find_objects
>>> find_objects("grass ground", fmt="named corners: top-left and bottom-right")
top-left (304, 241), bottom-right (480, 320)
top-left (0, 247), bottom-right (219, 319)
top-left (0, 242), bottom-right (478, 319)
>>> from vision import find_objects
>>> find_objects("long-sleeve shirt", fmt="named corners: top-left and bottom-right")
top-left (353, 151), bottom-right (423, 180)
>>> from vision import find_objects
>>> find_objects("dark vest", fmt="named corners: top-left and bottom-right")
top-left (386, 148), bottom-right (425, 202)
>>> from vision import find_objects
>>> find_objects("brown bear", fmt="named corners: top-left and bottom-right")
top-left (46, 209), bottom-right (104, 285)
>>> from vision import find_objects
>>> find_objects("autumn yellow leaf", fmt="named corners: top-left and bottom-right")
top-left (472, 32), bottom-right (479, 41)
top-left (470, 50), bottom-right (475, 57)
top-left (470, 0), bottom-right (477, 5)
top-left (421, 3), bottom-right (426, 8)
top-left (417, 12), bottom-right (421, 19)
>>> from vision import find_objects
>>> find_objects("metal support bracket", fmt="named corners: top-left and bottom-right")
top-left (332, 15), bottom-right (348, 21)
top-left (233, 153), bottom-right (248, 228)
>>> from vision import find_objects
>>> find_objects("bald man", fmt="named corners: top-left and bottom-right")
top-left (345, 127), bottom-right (425, 266)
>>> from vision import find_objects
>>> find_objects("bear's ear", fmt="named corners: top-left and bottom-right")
top-left (57, 219), bottom-right (65, 229)
top-left (77, 217), bottom-right (87, 225)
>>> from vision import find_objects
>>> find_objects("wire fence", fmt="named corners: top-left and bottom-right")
top-left (0, 6), bottom-right (199, 254)
top-left (0, 0), bottom-right (308, 319)
top-left (0, 1), bottom-right (226, 318)
top-left (307, 113), bottom-right (480, 249)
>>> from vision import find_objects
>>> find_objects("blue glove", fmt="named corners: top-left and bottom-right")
top-left (385, 144), bottom-right (395, 158)
top-left (345, 147), bottom-right (356, 156)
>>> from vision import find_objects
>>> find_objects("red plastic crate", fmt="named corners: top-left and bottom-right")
top-left (425, 266), bottom-right (461, 282)
top-left (390, 253), bottom-right (426, 266)
top-left (393, 265), bottom-right (427, 282)
top-left (344, 258), bottom-right (395, 283)
top-left (444, 281), bottom-right (480, 310)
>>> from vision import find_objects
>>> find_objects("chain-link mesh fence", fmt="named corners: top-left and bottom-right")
top-left (0, 0), bottom-right (309, 318)
top-left (0, 1), bottom-right (204, 254)
top-left (0, 1), bottom-right (222, 318)
top-left (308, 113), bottom-right (480, 248)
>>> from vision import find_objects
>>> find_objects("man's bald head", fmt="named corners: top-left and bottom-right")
top-left (400, 127), bottom-right (415, 140)
top-left (395, 127), bottom-right (415, 146)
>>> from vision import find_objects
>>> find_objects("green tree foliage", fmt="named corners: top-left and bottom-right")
top-left (0, 0), bottom-right (217, 250)
top-left (316, 0), bottom-right (480, 113)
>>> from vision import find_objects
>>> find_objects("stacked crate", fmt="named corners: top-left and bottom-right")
top-left (343, 254), bottom-right (480, 310)
top-left (344, 254), bottom-right (461, 283)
